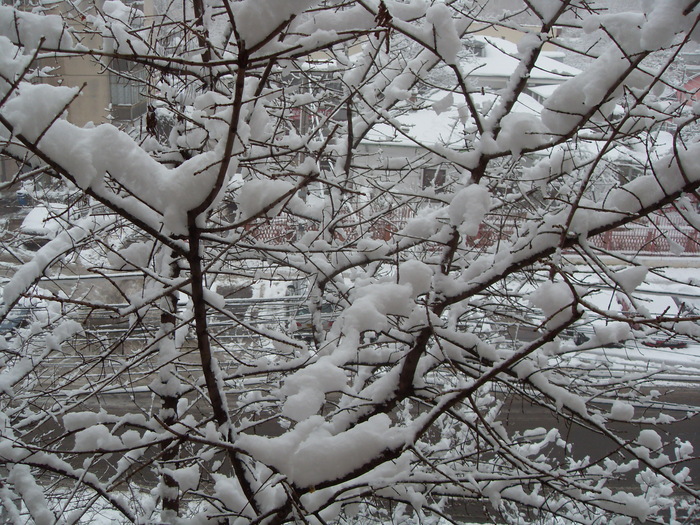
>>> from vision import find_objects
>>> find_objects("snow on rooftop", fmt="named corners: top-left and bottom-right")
top-left (528, 84), bottom-right (560, 98)
top-left (364, 91), bottom-right (545, 146)
top-left (296, 34), bottom-right (581, 84)
top-left (464, 35), bottom-right (581, 85)
top-left (361, 35), bottom-right (580, 148)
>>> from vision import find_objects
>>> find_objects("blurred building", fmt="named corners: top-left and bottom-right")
top-left (43, 0), bottom-right (152, 126)
top-left (0, 0), bottom-right (152, 184)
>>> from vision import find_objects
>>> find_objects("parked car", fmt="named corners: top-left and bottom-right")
top-left (20, 203), bottom-right (66, 250)
top-left (641, 337), bottom-right (688, 349)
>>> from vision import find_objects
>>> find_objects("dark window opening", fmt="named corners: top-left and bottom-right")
top-left (422, 168), bottom-right (447, 192)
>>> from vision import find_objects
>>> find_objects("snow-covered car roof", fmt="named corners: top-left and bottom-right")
top-left (20, 203), bottom-right (67, 238)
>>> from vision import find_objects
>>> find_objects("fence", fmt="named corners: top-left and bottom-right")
top-left (243, 208), bottom-right (700, 257)
top-left (589, 211), bottom-right (700, 255)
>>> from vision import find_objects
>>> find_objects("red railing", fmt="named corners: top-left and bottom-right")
top-left (589, 211), bottom-right (700, 255)
top-left (243, 209), bottom-right (700, 257)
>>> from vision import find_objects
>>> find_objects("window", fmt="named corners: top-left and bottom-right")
top-left (109, 59), bottom-right (147, 121)
top-left (616, 161), bottom-right (645, 185)
top-left (319, 158), bottom-right (334, 174)
top-left (422, 167), bottom-right (447, 191)
top-left (1, 0), bottom-right (35, 6)
top-left (463, 40), bottom-right (486, 58)
top-left (110, 73), bottom-right (141, 106)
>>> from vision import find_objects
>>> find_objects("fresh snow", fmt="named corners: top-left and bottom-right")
top-left (1, 1), bottom-right (700, 524)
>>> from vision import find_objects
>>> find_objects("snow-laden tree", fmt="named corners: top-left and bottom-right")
top-left (1, 0), bottom-right (699, 523)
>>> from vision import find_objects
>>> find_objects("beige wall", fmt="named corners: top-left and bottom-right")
top-left (39, 0), bottom-right (153, 127)
top-left (41, 54), bottom-right (111, 127)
